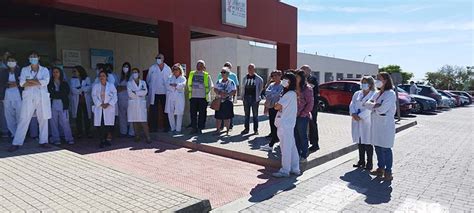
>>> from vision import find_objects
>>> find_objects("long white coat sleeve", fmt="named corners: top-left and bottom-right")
top-left (91, 84), bottom-right (102, 106)
top-left (349, 91), bottom-right (359, 115)
top-left (375, 91), bottom-right (396, 115)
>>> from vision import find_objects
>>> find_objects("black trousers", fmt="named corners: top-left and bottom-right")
top-left (190, 98), bottom-right (208, 130)
top-left (99, 114), bottom-right (113, 141)
top-left (76, 99), bottom-right (90, 135)
top-left (357, 143), bottom-right (374, 168)
top-left (149, 94), bottom-right (169, 132)
top-left (268, 108), bottom-right (279, 143)
top-left (309, 107), bottom-right (319, 148)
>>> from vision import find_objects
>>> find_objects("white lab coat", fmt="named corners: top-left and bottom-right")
top-left (349, 90), bottom-right (375, 144)
top-left (274, 91), bottom-right (300, 174)
top-left (147, 63), bottom-right (172, 105)
top-left (164, 75), bottom-right (186, 115)
top-left (127, 79), bottom-right (148, 122)
top-left (70, 77), bottom-right (93, 119)
top-left (92, 82), bottom-right (117, 126)
top-left (12, 65), bottom-right (51, 145)
top-left (365, 90), bottom-right (396, 148)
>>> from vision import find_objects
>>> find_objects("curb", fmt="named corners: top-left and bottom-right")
top-left (171, 199), bottom-right (212, 213)
top-left (156, 120), bottom-right (418, 170)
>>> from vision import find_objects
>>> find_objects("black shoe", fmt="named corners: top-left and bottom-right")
top-left (254, 130), bottom-right (259, 135)
top-left (197, 129), bottom-right (203, 135)
top-left (39, 143), bottom-right (51, 149)
top-left (269, 141), bottom-right (275, 148)
top-left (365, 164), bottom-right (373, 171)
top-left (309, 145), bottom-right (320, 152)
top-left (353, 162), bottom-right (365, 168)
top-left (190, 128), bottom-right (198, 134)
top-left (7, 145), bottom-right (20, 152)
top-left (241, 129), bottom-right (249, 135)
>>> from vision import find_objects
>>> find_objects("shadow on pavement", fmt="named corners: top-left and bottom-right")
top-left (339, 169), bottom-right (392, 205)
top-left (248, 167), bottom-right (296, 203)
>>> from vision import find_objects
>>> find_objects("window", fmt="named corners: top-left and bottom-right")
top-left (356, 74), bottom-right (362, 78)
top-left (347, 74), bottom-right (354, 78)
top-left (324, 72), bottom-right (334, 82)
top-left (336, 73), bottom-right (344, 81)
top-left (345, 83), bottom-right (360, 93)
top-left (327, 82), bottom-right (345, 91)
top-left (312, 71), bottom-right (320, 83)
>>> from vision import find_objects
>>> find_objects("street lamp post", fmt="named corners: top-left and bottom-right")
top-left (363, 54), bottom-right (372, 62)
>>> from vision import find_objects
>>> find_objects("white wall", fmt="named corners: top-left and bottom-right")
top-left (191, 37), bottom-right (378, 85)
top-left (55, 25), bottom-right (158, 78)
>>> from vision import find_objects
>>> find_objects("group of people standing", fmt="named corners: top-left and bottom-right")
top-left (349, 72), bottom-right (397, 181)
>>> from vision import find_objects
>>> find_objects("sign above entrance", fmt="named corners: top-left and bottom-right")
top-left (222, 0), bottom-right (247, 28)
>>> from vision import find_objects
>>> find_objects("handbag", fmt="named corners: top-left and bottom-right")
top-left (210, 97), bottom-right (221, 111)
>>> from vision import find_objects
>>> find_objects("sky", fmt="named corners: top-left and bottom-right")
top-left (281, 0), bottom-right (474, 80)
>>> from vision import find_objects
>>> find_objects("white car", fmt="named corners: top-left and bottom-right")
top-left (460, 96), bottom-right (470, 106)
top-left (438, 95), bottom-right (452, 108)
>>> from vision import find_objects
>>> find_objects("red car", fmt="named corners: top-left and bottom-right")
top-left (318, 81), bottom-right (414, 115)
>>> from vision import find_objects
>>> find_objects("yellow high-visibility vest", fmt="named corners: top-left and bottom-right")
top-left (187, 70), bottom-right (210, 101)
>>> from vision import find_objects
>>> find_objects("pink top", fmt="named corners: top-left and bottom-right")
top-left (297, 85), bottom-right (314, 118)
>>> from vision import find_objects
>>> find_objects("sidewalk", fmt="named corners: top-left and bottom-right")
top-left (156, 103), bottom-right (417, 170)
top-left (0, 141), bottom-right (211, 212)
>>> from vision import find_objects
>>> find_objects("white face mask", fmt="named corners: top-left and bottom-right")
top-left (375, 80), bottom-right (383, 89)
top-left (132, 73), bottom-right (139, 80)
top-left (7, 61), bottom-right (17, 68)
top-left (122, 67), bottom-right (129, 73)
top-left (281, 79), bottom-right (289, 88)
top-left (156, 59), bottom-right (162, 65)
top-left (361, 83), bottom-right (369, 91)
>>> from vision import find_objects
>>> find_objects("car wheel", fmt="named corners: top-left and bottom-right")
top-left (318, 98), bottom-right (329, 112)
top-left (413, 102), bottom-right (422, 114)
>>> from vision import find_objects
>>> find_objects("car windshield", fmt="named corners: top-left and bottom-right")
top-left (397, 87), bottom-right (408, 94)
top-left (429, 86), bottom-right (439, 94)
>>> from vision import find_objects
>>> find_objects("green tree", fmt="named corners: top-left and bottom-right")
top-left (379, 65), bottom-right (414, 84)
top-left (425, 65), bottom-right (473, 90)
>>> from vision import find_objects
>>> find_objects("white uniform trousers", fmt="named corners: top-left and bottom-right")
top-left (3, 99), bottom-right (21, 136)
top-left (168, 114), bottom-right (183, 132)
top-left (277, 127), bottom-right (300, 174)
top-left (12, 95), bottom-right (48, 145)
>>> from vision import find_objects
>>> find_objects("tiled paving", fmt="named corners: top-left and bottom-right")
top-left (0, 141), bottom-right (210, 212)
top-left (241, 106), bottom-right (474, 212)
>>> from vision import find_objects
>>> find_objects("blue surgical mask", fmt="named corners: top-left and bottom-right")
top-left (361, 83), bottom-right (369, 91)
top-left (281, 79), bottom-right (289, 88)
top-left (156, 59), bottom-right (162, 64)
top-left (29, 57), bottom-right (39, 65)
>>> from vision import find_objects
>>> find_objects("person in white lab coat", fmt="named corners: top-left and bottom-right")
top-left (92, 70), bottom-right (118, 148)
top-left (165, 63), bottom-right (186, 134)
top-left (8, 51), bottom-right (52, 152)
top-left (127, 68), bottom-right (150, 143)
top-left (117, 62), bottom-right (134, 137)
top-left (0, 56), bottom-right (21, 137)
top-left (272, 72), bottom-right (300, 178)
top-left (349, 76), bottom-right (376, 170)
top-left (48, 67), bottom-right (74, 145)
top-left (365, 72), bottom-right (396, 181)
top-left (70, 66), bottom-right (93, 138)
top-left (147, 53), bottom-right (172, 132)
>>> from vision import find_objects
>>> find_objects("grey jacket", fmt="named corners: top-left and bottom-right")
top-left (241, 73), bottom-right (264, 102)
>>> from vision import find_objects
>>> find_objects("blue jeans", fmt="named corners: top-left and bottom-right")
top-left (294, 117), bottom-right (309, 159)
top-left (243, 96), bottom-right (259, 131)
top-left (375, 146), bottom-right (393, 173)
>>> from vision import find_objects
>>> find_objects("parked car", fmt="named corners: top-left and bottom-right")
top-left (448, 91), bottom-right (472, 105)
top-left (438, 90), bottom-right (457, 108)
top-left (443, 90), bottom-right (462, 106)
top-left (318, 81), bottom-right (414, 115)
top-left (397, 87), bottom-right (437, 113)
top-left (399, 84), bottom-right (442, 106)
top-left (395, 88), bottom-right (417, 115)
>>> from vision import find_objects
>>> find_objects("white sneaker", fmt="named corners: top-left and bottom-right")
top-left (272, 171), bottom-right (290, 178)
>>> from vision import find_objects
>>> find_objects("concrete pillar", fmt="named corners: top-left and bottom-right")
top-left (276, 42), bottom-right (297, 71)
top-left (157, 21), bottom-right (192, 127)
